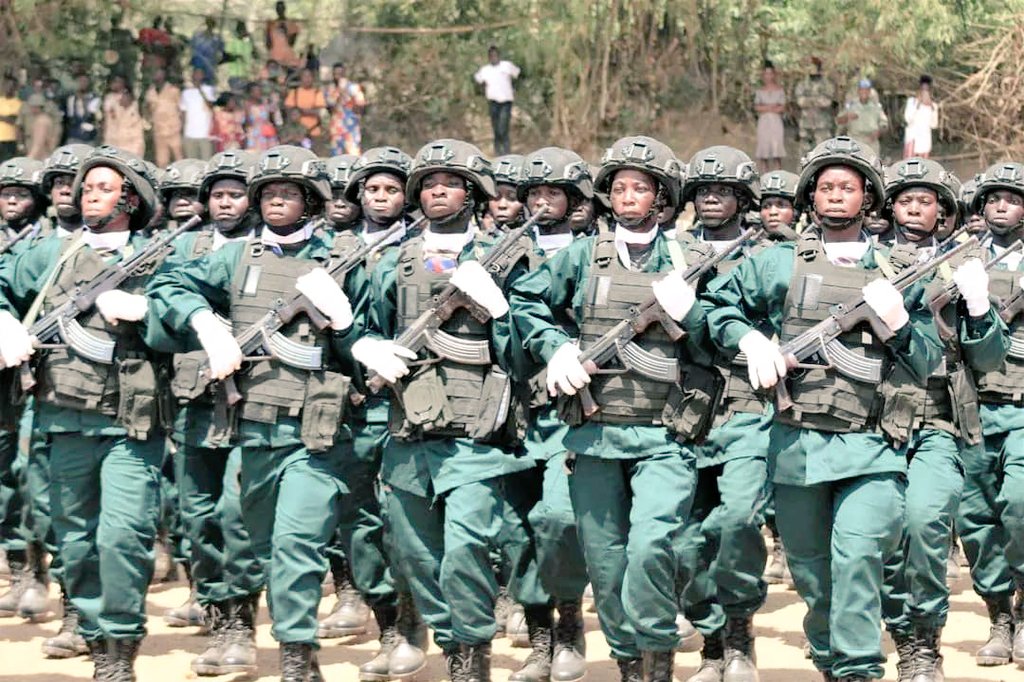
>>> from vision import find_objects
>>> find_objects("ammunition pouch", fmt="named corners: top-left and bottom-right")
top-left (0, 369), bottom-right (20, 432)
top-left (878, 365), bottom-right (918, 447)
top-left (467, 367), bottom-right (515, 443)
top-left (948, 365), bottom-right (982, 446)
top-left (663, 365), bottom-right (725, 443)
top-left (170, 351), bottom-right (214, 402)
top-left (390, 364), bottom-right (455, 439)
top-left (300, 371), bottom-right (351, 452)
top-left (116, 357), bottom-right (160, 441)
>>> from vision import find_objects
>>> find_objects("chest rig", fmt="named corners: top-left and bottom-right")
top-left (976, 263), bottom-right (1024, 405)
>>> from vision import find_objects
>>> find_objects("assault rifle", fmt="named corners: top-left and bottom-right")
top-left (218, 215), bottom-right (422, 406)
top-left (365, 207), bottom-right (549, 394)
top-left (0, 224), bottom-right (37, 257)
top-left (774, 235), bottom-right (979, 412)
top-left (928, 240), bottom-right (1023, 341)
top-left (572, 226), bottom-right (763, 418)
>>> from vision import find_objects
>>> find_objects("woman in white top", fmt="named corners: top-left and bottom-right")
top-left (903, 74), bottom-right (939, 158)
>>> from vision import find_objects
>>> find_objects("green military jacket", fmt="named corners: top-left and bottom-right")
top-left (976, 240), bottom-right (1024, 436)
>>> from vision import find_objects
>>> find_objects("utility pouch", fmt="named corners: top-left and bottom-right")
top-left (662, 365), bottom-right (724, 443)
top-left (170, 351), bottom-right (213, 402)
top-left (555, 394), bottom-right (584, 428)
top-left (468, 367), bottom-right (513, 442)
top-left (155, 362), bottom-right (175, 432)
top-left (300, 371), bottom-right (351, 452)
top-left (116, 357), bottom-right (158, 440)
top-left (878, 370), bottom-right (917, 447)
top-left (0, 369), bottom-right (19, 431)
top-left (948, 365), bottom-right (982, 446)
top-left (403, 365), bottom-right (454, 431)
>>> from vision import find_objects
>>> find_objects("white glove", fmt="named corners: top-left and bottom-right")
top-left (545, 342), bottom-right (591, 397)
top-left (352, 337), bottom-right (416, 383)
top-left (862, 279), bottom-right (910, 332)
top-left (0, 310), bottom-right (34, 368)
top-left (295, 268), bottom-right (354, 331)
top-left (449, 260), bottom-right (510, 319)
top-left (652, 270), bottom-right (696, 322)
top-left (738, 330), bottom-right (788, 390)
top-left (95, 290), bottom-right (148, 326)
top-left (952, 258), bottom-right (991, 318)
top-left (191, 309), bottom-right (243, 381)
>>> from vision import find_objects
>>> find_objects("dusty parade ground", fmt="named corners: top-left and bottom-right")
top-left (0, 564), bottom-right (1015, 681)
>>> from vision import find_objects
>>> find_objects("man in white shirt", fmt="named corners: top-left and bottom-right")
top-left (179, 68), bottom-right (217, 160)
top-left (474, 46), bottom-right (520, 155)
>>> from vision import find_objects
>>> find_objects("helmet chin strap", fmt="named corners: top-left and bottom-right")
top-left (432, 193), bottom-right (476, 229)
top-left (617, 184), bottom-right (666, 228)
top-left (986, 217), bottom-right (1024, 236)
top-left (84, 194), bottom-right (136, 231)
top-left (814, 209), bottom-right (863, 231)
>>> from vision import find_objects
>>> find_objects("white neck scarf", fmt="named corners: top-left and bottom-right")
top-left (362, 219), bottom-right (407, 247)
top-left (534, 227), bottom-right (574, 255)
top-left (262, 221), bottom-right (315, 246)
top-left (614, 222), bottom-right (659, 271)
top-left (82, 229), bottom-right (131, 252)
top-left (213, 227), bottom-right (254, 251)
top-left (822, 238), bottom-right (870, 267)
top-left (424, 225), bottom-right (474, 254)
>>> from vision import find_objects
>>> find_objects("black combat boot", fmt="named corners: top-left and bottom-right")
top-left (1013, 587), bottom-right (1024, 663)
top-left (616, 657), bottom-right (643, 682)
top-left (494, 585), bottom-right (513, 637)
top-left (191, 601), bottom-right (228, 676)
top-left (446, 647), bottom-right (469, 682)
top-left (763, 524), bottom-right (790, 586)
top-left (551, 600), bottom-right (586, 681)
top-left (976, 595), bottom-right (1014, 665)
top-left (642, 649), bottom-right (675, 682)
top-left (359, 603), bottom-right (399, 681)
top-left (910, 625), bottom-right (944, 682)
top-left (220, 592), bottom-right (259, 676)
top-left (163, 584), bottom-right (204, 628)
top-left (42, 587), bottom-right (88, 658)
top-left (723, 616), bottom-right (758, 682)
top-left (88, 639), bottom-right (114, 681)
top-left (676, 613), bottom-right (703, 653)
top-left (461, 642), bottom-right (492, 682)
top-left (509, 605), bottom-right (553, 682)
top-left (686, 630), bottom-right (726, 682)
top-left (318, 559), bottom-right (370, 638)
top-left (280, 642), bottom-right (315, 682)
top-left (108, 638), bottom-right (142, 682)
top-left (0, 548), bottom-right (27, 616)
top-left (18, 540), bottom-right (50, 621)
top-left (892, 629), bottom-right (915, 682)
top-left (389, 590), bottom-right (428, 678)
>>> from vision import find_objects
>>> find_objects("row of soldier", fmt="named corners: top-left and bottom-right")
top-left (0, 134), bottom-right (1019, 682)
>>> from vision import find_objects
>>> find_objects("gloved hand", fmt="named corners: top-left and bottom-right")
top-left (191, 309), bottom-right (243, 380)
top-left (738, 330), bottom-right (788, 390)
top-left (0, 310), bottom-right (34, 368)
top-left (449, 260), bottom-right (510, 319)
top-left (952, 258), bottom-right (991, 318)
top-left (295, 268), bottom-right (354, 331)
top-left (545, 342), bottom-right (591, 397)
top-left (862, 279), bottom-right (910, 332)
top-left (95, 290), bottom-right (148, 326)
top-left (652, 270), bottom-right (696, 322)
top-left (352, 337), bottom-right (416, 383)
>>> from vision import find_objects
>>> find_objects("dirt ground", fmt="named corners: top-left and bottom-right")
top-left (0, 562), bottom-right (1016, 682)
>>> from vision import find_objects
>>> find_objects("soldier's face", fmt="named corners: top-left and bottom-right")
top-left (527, 185), bottom-right (569, 222)
top-left (420, 172), bottom-right (467, 220)
top-left (329, 189), bottom-right (360, 225)
top-left (260, 181), bottom-right (306, 227)
top-left (609, 169), bottom-right (658, 227)
top-left (863, 212), bottom-right (890, 236)
top-left (80, 167), bottom-right (136, 227)
top-left (983, 190), bottom-right (1024, 233)
top-left (488, 184), bottom-right (522, 226)
top-left (208, 179), bottom-right (248, 227)
top-left (813, 167), bottom-right (866, 221)
top-left (50, 175), bottom-right (78, 218)
top-left (169, 189), bottom-right (203, 220)
top-left (361, 172), bottom-right (405, 223)
top-left (570, 199), bottom-right (595, 234)
top-left (760, 197), bottom-right (795, 232)
top-left (0, 186), bottom-right (36, 222)
top-left (892, 187), bottom-right (939, 240)
top-left (965, 213), bottom-right (986, 234)
top-left (695, 183), bottom-right (740, 226)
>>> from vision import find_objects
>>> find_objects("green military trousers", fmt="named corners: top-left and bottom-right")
top-left (526, 452), bottom-right (588, 603)
top-left (238, 439), bottom-right (349, 644)
top-left (0, 428), bottom-right (25, 553)
top-left (568, 450), bottom-right (695, 659)
top-left (776, 473), bottom-right (905, 679)
top-left (23, 429), bottom-right (62, 585)
top-left (176, 444), bottom-right (263, 605)
top-left (48, 431), bottom-right (164, 641)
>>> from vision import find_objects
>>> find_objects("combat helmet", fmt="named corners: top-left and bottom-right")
top-left (159, 158), bottom-right (207, 201)
top-left (248, 145), bottom-right (331, 208)
top-left (406, 139), bottom-right (496, 208)
top-left (884, 157), bottom-right (960, 219)
top-left (40, 144), bottom-right (93, 194)
top-left (681, 145), bottom-right (760, 204)
top-left (493, 154), bottom-right (526, 188)
top-left (324, 154), bottom-right (359, 192)
top-left (593, 135), bottom-right (683, 208)
top-left (971, 161), bottom-right (1024, 213)
top-left (758, 170), bottom-right (800, 202)
top-left (795, 136), bottom-right (885, 211)
top-left (199, 150), bottom-right (257, 203)
top-left (516, 147), bottom-right (594, 204)
top-left (72, 145), bottom-right (159, 230)
top-left (344, 146), bottom-right (414, 204)
top-left (0, 157), bottom-right (45, 200)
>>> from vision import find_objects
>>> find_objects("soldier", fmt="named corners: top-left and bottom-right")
top-left (0, 157), bottom-right (49, 244)
top-left (0, 145), bottom-right (167, 680)
top-left (350, 139), bottom-right (535, 682)
top-left (794, 57), bottom-right (835, 155)
top-left (146, 145), bottom-right (370, 680)
top-left (958, 176), bottom-right (986, 236)
top-left (510, 135), bottom-right (714, 682)
top-left (836, 79), bottom-right (889, 154)
top-left (955, 161), bottom-right (1024, 668)
top-left (484, 153), bottom-right (525, 233)
top-left (758, 170), bottom-right (801, 242)
top-left (701, 137), bottom-right (944, 682)
top-left (323, 153), bottom-right (361, 232)
top-left (40, 144), bottom-right (92, 237)
top-left (158, 158), bottom-right (208, 229)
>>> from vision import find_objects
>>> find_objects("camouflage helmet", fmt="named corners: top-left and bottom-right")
top-left (159, 158), bottom-right (207, 199)
top-left (593, 135), bottom-right (683, 208)
top-left (883, 157), bottom-right (960, 218)
top-left (493, 154), bottom-right (525, 187)
top-left (72, 145), bottom-right (159, 230)
top-left (344, 146), bottom-right (414, 204)
top-left (959, 175), bottom-right (980, 215)
top-left (516, 147), bottom-right (594, 203)
top-left (795, 136), bottom-right (885, 211)
top-left (971, 161), bottom-right (1024, 212)
top-left (323, 154), bottom-right (359, 191)
top-left (758, 170), bottom-right (800, 202)
top-left (40, 144), bottom-right (93, 194)
top-left (406, 139), bottom-right (497, 207)
top-left (198, 150), bottom-right (257, 203)
top-left (248, 145), bottom-right (331, 207)
top-left (0, 157), bottom-right (45, 199)
top-left (681, 145), bottom-right (760, 204)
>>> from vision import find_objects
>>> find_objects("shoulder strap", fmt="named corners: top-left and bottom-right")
top-left (593, 233), bottom-right (616, 270)
top-left (22, 235), bottom-right (88, 327)
top-left (666, 238), bottom-right (686, 272)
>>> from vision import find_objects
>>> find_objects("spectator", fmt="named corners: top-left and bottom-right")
top-left (103, 82), bottom-right (145, 157)
top-left (211, 93), bottom-right (245, 151)
top-left (265, 0), bottom-right (302, 70)
top-left (325, 61), bottom-right (365, 155)
top-left (106, 11), bottom-right (139, 82)
top-left (223, 20), bottom-right (256, 92)
top-left (102, 74), bottom-right (128, 126)
top-left (260, 59), bottom-right (289, 109)
top-left (63, 74), bottom-right (101, 145)
top-left (754, 61), bottom-right (786, 172)
top-left (284, 67), bottom-right (326, 148)
top-left (139, 15), bottom-right (173, 81)
top-left (904, 74), bottom-right (939, 159)
top-left (145, 67), bottom-right (183, 167)
top-left (164, 17), bottom-right (186, 80)
top-left (24, 95), bottom-right (57, 160)
top-left (474, 45), bottom-right (520, 155)
top-left (190, 16), bottom-right (225, 86)
top-left (837, 78), bottom-right (889, 153)
top-left (180, 68), bottom-right (217, 159)
top-left (278, 107), bottom-right (310, 148)
top-left (243, 81), bottom-right (280, 151)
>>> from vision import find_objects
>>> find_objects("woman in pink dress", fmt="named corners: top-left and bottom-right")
top-left (243, 82), bottom-right (280, 151)
top-left (211, 93), bottom-right (246, 151)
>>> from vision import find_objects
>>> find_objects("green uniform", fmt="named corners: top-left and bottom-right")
top-left (840, 99), bottom-right (888, 153)
top-left (794, 76), bottom-right (834, 154)
top-left (510, 231), bottom-right (712, 659)
top-left (702, 235), bottom-right (943, 679)
top-left (145, 230), bottom-right (371, 644)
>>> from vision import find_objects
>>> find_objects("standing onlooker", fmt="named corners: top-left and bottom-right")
top-left (754, 60), bottom-right (786, 172)
top-left (0, 76), bottom-right (23, 158)
top-left (243, 82), bottom-right (280, 151)
top-left (794, 56), bottom-right (833, 155)
top-left (284, 68), bottom-right (326, 149)
top-left (106, 12), bottom-right (140, 83)
top-left (190, 17), bottom-right (225, 87)
top-left (25, 94), bottom-right (58, 160)
top-left (265, 1), bottom-right (302, 70)
top-left (103, 84), bottom-right (146, 157)
top-left (145, 68), bottom-right (183, 167)
top-left (164, 17), bottom-right (186, 80)
top-left (837, 78), bottom-right (889, 153)
top-left (223, 20), bottom-right (256, 92)
top-left (139, 16), bottom-right (173, 84)
top-left (903, 74), bottom-right (939, 159)
top-left (62, 74), bottom-right (101, 145)
top-left (474, 45), bottom-right (520, 155)
top-left (180, 68), bottom-right (217, 159)
top-left (211, 93), bottom-right (245, 151)
top-left (324, 62), bottom-right (365, 155)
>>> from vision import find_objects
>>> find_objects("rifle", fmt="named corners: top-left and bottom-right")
top-left (774, 235), bottom-right (979, 412)
top-left (0, 224), bottom-right (37, 257)
top-left (571, 226), bottom-right (763, 418)
top-left (218, 214), bottom-right (422, 406)
top-left (365, 207), bottom-right (549, 394)
top-left (929, 240), bottom-right (1023, 341)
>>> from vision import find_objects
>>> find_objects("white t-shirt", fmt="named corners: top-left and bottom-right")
top-left (474, 61), bottom-right (521, 103)
top-left (179, 85), bottom-right (216, 139)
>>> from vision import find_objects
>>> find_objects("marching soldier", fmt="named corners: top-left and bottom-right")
top-left (758, 170), bottom-right (801, 242)
top-left (158, 158), bottom-right (208, 229)
top-left (484, 153), bottom-right (526, 233)
top-left (323, 154), bottom-right (361, 232)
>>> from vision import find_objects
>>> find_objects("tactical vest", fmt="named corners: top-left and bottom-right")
top-left (975, 265), bottom-right (1024, 404)
top-left (391, 235), bottom-right (523, 443)
top-left (776, 234), bottom-right (892, 433)
top-left (189, 229), bottom-right (216, 258)
top-left (36, 240), bottom-right (167, 440)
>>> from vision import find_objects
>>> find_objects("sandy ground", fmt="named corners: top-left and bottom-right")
top-left (0, 565), bottom-right (1015, 682)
